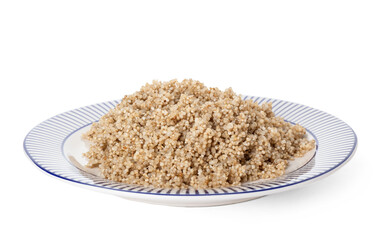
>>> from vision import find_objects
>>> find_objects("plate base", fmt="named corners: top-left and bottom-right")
top-left (117, 195), bottom-right (265, 207)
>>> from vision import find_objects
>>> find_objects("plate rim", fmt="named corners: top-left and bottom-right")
top-left (23, 97), bottom-right (358, 197)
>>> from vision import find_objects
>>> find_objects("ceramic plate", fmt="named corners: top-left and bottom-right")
top-left (24, 96), bottom-right (357, 207)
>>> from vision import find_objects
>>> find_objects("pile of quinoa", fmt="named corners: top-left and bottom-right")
top-left (83, 79), bottom-right (315, 189)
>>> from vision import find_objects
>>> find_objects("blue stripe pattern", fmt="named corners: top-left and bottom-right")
top-left (23, 97), bottom-right (357, 196)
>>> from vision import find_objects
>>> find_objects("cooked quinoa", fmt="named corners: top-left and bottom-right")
top-left (83, 79), bottom-right (315, 189)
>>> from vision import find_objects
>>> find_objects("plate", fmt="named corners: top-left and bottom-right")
top-left (24, 96), bottom-right (357, 207)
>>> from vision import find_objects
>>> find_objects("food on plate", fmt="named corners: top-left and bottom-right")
top-left (83, 79), bottom-right (315, 189)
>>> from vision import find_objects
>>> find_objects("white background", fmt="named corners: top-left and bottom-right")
top-left (1, 0), bottom-right (383, 239)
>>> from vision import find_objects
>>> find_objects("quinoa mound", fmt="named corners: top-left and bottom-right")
top-left (83, 79), bottom-right (315, 189)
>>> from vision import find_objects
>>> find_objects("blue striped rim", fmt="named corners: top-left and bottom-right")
top-left (23, 97), bottom-right (357, 196)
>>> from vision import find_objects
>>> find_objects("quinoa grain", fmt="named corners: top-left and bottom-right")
top-left (83, 79), bottom-right (315, 189)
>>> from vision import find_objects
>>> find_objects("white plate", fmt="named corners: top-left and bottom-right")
top-left (24, 96), bottom-right (357, 207)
